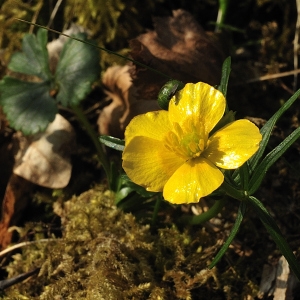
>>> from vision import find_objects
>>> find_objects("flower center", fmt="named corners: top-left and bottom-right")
top-left (163, 119), bottom-right (207, 160)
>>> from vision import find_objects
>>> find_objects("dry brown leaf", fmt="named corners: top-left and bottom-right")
top-left (0, 175), bottom-right (33, 250)
top-left (98, 65), bottom-right (132, 137)
top-left (13, 114), bottom-right (76, 189)
top-left (98, 65), bottom-right (159, 138)
top-left (98, 9), bottom-right (226, 137)
top-left (258, 256), bottom-right (300, 299)
top-left (129, 9), bottom-right (226, 100)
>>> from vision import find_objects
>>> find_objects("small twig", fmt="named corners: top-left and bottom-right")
top-left (47, 0), bottom-right (64, 28)
top-left (234, 68), bottom-right (300, 85)
top-left (279, 81), bottom-right (295, 95)
top-left (0, 268), bottom-right (40, 290)
top-left (0, 239), bottom-right (57, 258)
top-left (29, 1), bottom-right (43, 33)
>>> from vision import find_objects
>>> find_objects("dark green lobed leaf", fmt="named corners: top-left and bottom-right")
top-left (0, 77), bottom-right (57, 135)
top-left (8, 29), bottom-right (52, 81)
top-left (55, 33), bottom-right (101, 107)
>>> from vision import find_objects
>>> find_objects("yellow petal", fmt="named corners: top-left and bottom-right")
top-left (203, 119), bottom-right (262, 169)
top-left (122, 136), bottom-right (185, 192)
top-left (163, 158), bottom-right (224, 204)
top-left (169, 82), bottom-right (226, 135)
top-left (124, 110), bottom-right (171, 144)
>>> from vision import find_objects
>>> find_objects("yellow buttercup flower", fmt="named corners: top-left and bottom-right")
top-left (122, 82), bottom-right (262, 204)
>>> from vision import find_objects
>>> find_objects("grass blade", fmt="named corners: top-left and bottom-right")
top-left (249, 196), bottom-right (300, 281)
top-left (208, 200), bottom-right (247, 269)
top-left (248, 89), bottom-right (300, 173)
top-left (249, 126), bottom-right (300, 194)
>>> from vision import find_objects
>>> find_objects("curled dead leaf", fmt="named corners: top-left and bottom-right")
top-left (13, 114), bottom-right (76, 189)
top-left (98, 9), bottom-right (226, 137)
top-left (258, 256), bottom-right (300, 300)
top-left (99, 65), bottom-right (159, 138)
top-left (129, 9), bottom-right (226, 99)
top-left (0, 175), bottom-right (33, 250)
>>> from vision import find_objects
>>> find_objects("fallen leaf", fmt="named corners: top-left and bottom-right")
top-left (257, 264), bottom-right (277, 298)
top-left (0, 174), bottom-right (33, 250)
top-left (129, 9), bottom-right (227, 100)
top-left (258, 256), bottom-right (300, 300)
top-left (13, 114), bottom-right (75, 189)
top-left (98, 9), bottom-right (226, 137)
top-left (273, 256), bottom-right (299, 300)
top-left (98, 65), bottom-right (159, 137)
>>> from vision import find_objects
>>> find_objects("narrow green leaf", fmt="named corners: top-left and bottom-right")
top-left (115, 187), bottom-right (135, 204)
top-left (116, 193), bottom-right (150, 211)
top-left (8, 29), bottom-right (51, 81)
top-left (181, 198), bottom-right (227, 225)
top-left (249, 126), bottom-right (300, 194)
top-left (224, 170), bottom-right (240, 188)
top-left (218, 56), bottom-right (231, 98)
top-left (55, 33), bottom-right (100, 107)
top-left (221, 179), bottom-right (245, 201)
top-left (99, 135), bottom-right (125, 151)
top-left (109, 161), bottom-right (121, 192)
top-left (238, 163), bottom-right (249, 190)
top-left (208, 201), bottom-right (247, 269)
top-left (248, 89), bottom-right (300, 173)
top-left (215, 0), bottom-right (230, 32)
top-left (119, 175), bottom-right (157, 198)
top-left (0, 77), bottom-right (57, 135)
top-left (249, 196), bottom-right (300, 281)
top-left (126, 181), bottom-right (157, 198)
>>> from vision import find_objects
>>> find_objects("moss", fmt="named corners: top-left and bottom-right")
top-left (2, 187), bottom-right (259, 299)
top-left (0, 0), bottom-right (45, 64)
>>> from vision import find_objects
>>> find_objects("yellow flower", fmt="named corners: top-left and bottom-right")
top-left (122, 82), bottom-right (262, 204)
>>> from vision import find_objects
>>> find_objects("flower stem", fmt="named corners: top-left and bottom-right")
top-left (181, 197), bottom-right (227, 225)
top-left (221, 180), bottom-right (246, 201)
top-left (71, 105), bottom-right (111, 186)
top-left (215, 0), bottom-right (230, 32)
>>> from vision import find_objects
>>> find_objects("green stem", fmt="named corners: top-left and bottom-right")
top-left (71, 105), bottom-right (111, 186)
top-left (221, 180), bottom-right (247, 201)
top-left (209, 200), bottom-right (247, 268)
top-left (180, 197), bottom-right (227, 225)
top-left (216, 0), bottom-right (230, 32)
